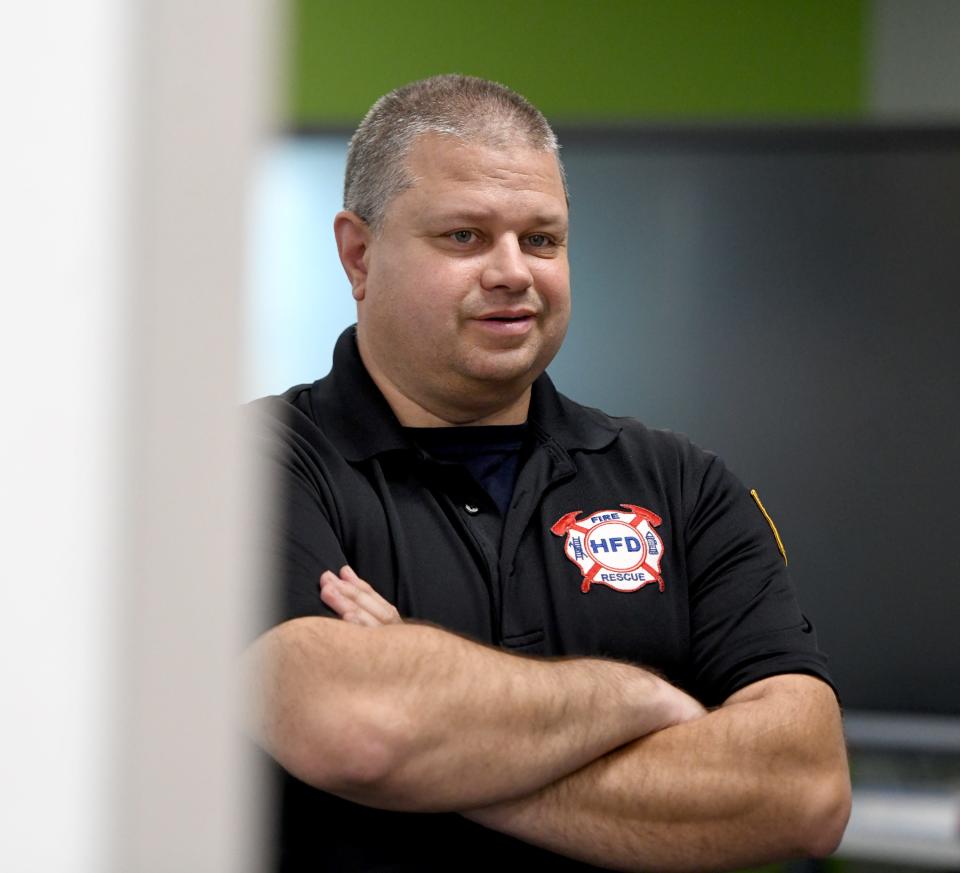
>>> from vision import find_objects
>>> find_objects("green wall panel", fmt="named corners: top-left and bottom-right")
top-left (289, 0), bottom-right (866, 124)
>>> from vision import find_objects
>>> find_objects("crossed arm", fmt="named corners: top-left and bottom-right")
top-left (243, 600), bottom-right (704, 812)
top-left (464, 673), bottom-right (849, 871)
top-left (243, 566), bottom-right (850, 871)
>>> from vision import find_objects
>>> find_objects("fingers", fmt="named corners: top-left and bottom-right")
top-left (338, 566), bottom-right (402, 625)
top-left (319, 573), bottom-right (372, 626)
top-left (319, 567), bottom-right (402, 627)
top-left (319, 571), bottom-right (355, 617)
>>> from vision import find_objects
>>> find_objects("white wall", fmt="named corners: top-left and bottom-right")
top-left (0, 3), bottom-right (127, 869)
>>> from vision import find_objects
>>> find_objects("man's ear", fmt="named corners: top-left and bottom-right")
top-left (334, 211), bottom-right (372, 301)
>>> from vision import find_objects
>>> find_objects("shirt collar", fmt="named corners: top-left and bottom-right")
top-left (528, 369), bottom-right (621, 453)
top-left (312, 325), bottom-right (620, 462)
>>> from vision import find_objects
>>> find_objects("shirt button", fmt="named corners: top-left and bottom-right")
top-left (464, 503), bottom-right (480, 515)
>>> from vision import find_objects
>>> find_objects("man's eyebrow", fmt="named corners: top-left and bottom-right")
top-left (428, 208), bottom-right (568, 228)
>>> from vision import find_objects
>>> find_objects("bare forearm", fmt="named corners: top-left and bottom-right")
top-left (466, 675), bottom-right (851, 872)
top-left (244, 616), bottom-right (701, 812)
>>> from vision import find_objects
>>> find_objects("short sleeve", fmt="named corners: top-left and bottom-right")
top-left (250, 399), bottom-right (346, 639)
top-left (684, 454), bottom-right (834, 706)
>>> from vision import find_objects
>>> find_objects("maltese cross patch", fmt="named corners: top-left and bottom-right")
top-left (550, 504), bottom-right (665, 594)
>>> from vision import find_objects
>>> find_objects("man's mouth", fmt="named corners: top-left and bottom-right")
top-left (473, 311), bottom-right (537, 336)
top-left (477, 310), bottom-right (536, 322)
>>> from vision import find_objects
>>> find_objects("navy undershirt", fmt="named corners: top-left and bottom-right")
top-left (404, 424), bottom-right (528, 516)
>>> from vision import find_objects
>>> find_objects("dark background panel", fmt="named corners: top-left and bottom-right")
top-left (549, 129), bottom-right (960, 714)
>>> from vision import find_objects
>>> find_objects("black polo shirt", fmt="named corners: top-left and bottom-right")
top-left (251, 326), bottom-right (832, 872)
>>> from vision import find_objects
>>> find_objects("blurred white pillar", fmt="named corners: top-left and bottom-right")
top-left (116, 0), bottom-right (278, 871)
top-left (0, 0), bottom-right (278, 870)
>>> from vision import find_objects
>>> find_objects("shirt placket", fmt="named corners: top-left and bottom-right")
top-left (424, 457), bottom-right (506, 639)
top-left (497, 436), bottom-right (577, 650)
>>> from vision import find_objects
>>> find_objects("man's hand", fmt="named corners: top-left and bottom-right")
top-left (320, 566), bottom-right (403, 627)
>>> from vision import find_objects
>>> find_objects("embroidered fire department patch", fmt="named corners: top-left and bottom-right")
top-left (550, 504), bottom-right (665, 594)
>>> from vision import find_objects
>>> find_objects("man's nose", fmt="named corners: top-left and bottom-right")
top-left (480, 234), bottom-right (533, 293)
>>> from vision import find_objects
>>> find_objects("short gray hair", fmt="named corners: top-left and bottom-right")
top-left (344, 74), bottom-right (566, 232)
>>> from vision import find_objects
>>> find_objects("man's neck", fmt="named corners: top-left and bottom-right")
top-left (383, 387), bottom-right (531, 427)
top-left (358, 346), bottom-right (531, 428)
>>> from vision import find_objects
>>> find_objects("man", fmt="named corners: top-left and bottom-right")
top-left (245, 74), bottom-right (850, 871)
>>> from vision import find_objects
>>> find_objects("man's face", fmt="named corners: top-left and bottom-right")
top-left (353, 133), bottom-right (571, 422)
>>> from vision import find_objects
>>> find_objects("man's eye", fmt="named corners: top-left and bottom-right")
top-left (450, 230), bottom-right (475, 244)
top-left (526, 234), bottom-right (553, 248)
